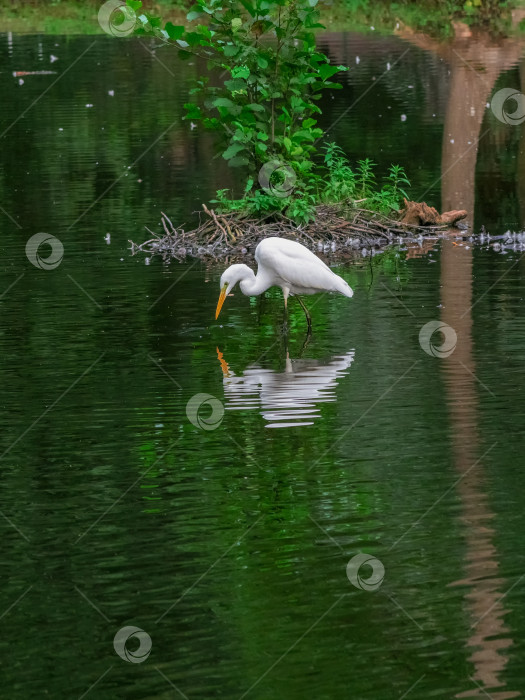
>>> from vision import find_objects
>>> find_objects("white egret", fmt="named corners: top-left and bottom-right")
top-left (215, 237), bottom-right (353, 330)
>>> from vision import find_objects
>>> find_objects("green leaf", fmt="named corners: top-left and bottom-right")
top-left (257, 132), bottom-right (269, 140)
top-left (225, 79), bottom-right (247, 93)
top-left (279, 106), bottom-right (292, 125)
top-left (231, 17), bottom-right (242, 29)
top-left (187, 10), bottom-right (204, 21)
top-left (184, 102), bottom-right (202, 119)
top-left (283, 137), bottom-right (292, 152)
top-left (185, 31), bottom-right (205, 46)
top-left (290, 96), bottom-right (306, 113)
top-left (203, 117), bottom-right (221, 129)
top-left (256, 55), bottom-right (269, 69)
top-left (232, 128), bottom-right (247, 141)
top-left (302, 118), bottom-right (317, 128)
top-left (127, 0), bottom-right (142, 10)
top-left (222, 143), bottom-right (246, 159)
top-left (165, 22), bottom-right (185, 40)
top-left (213, 97), bottom-right (242, 115)
top-left (318, 64), bottom-right (342, 81)
top-left (232, 65), bottom-right (250, 79)
top-left (223, 44), bottom-right (240, 56)
top-left (322, 81), bottom-right (343, 89)
top-left (238, 0), bottom-right (256, 16)
top-left (247, 103), bottom-right (264, 112)
top-left (148, 15), bottom-right (162, 27)
top-left (196, 24), bottom-right (213, 38)
top-left (292, 129), bottom-right (315, 142)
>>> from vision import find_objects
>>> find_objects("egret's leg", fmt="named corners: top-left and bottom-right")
top-left (283, 287), bottom-right (290, 311)
top-left (296, 295), bottom-right (312, 332)
top-left (281, 287), bottom-right (290, 334)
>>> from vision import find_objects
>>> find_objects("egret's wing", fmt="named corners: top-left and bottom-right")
top-left (255, 237), bottom-right (350, 294)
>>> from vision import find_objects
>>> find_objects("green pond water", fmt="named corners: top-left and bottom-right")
top-left (1, 31), bottom-right (525, 700)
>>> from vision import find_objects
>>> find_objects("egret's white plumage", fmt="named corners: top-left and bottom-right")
top-left (215, 237), bottom-right (353, 326)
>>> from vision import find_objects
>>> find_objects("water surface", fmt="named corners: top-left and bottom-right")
top-left (1, 31), bottom-right (525, 700)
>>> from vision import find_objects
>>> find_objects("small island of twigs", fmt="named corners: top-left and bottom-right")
top-left (129, 200), bottom-right (468, 263)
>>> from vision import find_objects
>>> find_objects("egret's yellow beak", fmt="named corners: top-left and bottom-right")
top-left (215, 284), bottom-right (228, 319)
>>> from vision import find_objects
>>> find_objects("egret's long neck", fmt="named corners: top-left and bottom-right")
top-left (239, 267), bottom-right (271, 296)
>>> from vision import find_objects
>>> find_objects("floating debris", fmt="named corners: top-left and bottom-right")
top-left (400, 199), bottom-right (467, 227)
top-left (12, 70), bottom-right (57, 76)
top-left (130, 202), bottom-right (458, 263)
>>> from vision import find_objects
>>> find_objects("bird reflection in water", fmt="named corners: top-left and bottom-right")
top-left (217, 346), bottom-right (355, 428)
